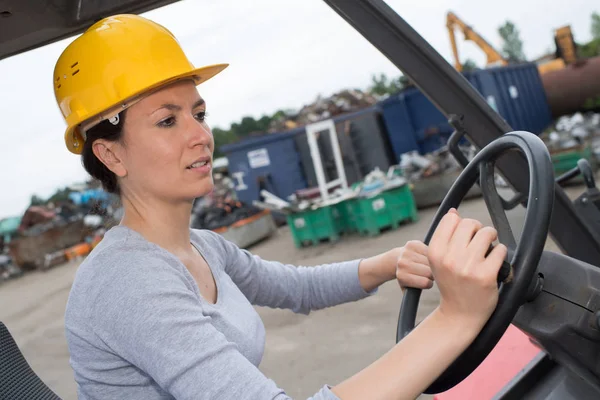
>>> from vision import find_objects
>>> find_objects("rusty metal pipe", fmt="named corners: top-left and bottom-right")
top-left (541, 56), bottom-right (600, 118)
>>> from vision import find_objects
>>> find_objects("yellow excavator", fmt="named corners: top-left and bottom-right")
top-left (542, 25), bottom-right (579, 73)
top-left (446, 11), bottom-right (577, 75)
top-left (446, 11), bottom-right (507, 72)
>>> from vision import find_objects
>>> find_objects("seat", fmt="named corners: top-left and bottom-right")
top-left (0, 321), bottom-right (62, 400)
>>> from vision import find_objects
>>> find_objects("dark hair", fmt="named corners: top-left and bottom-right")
top-left (81, 110), bottom-right (127, 195)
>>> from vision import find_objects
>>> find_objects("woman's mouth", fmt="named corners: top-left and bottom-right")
top-left (187, 160), bottom-right (209, 169)
top-left (186, 159), bottom-right (212, 174)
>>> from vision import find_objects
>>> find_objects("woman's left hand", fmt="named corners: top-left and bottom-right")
top-left (359, 240), bottom-right (434, 292)
top-left (393, 240), bottom-right (434, 290)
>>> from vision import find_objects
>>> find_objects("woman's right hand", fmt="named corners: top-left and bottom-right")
top-left (331, 208), bottom-right (510, 400)
top-left (428, 208), bottom-right (507, 330)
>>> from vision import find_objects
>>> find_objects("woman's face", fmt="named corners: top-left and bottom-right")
top-left (113, 80), bottom-right (215, 202)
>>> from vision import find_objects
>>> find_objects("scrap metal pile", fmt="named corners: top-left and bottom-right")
top-left (191, 200), bottom-right (264, 231)
top-left (1, 187), bottom-right (120, 280)
top-left (252, 186), bottom-right (351, 214)
top-left (189, 168), bottom-right (278, 249)
top-left (539, 112), bottom-right (600, 177)
top-left (252, 166), bottom-right (408, 214)
top-left (268, 89), bottom-right (378, 132)
top-left (8, 205), bottom-right (110, 272)
top-left (190, 169), bottom-right (266, 231)
top-left (396, 145), bottom-right (484, 208)
top-left (352, 167), bottom-right (408, 198)
top-left (0, 254), bottom-right (22, 281)
top-left (543, 112), bottom-right (600, 154)
top-left (397, 145), bottom-right (475, 181)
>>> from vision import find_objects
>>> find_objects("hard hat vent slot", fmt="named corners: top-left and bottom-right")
top-left (71, 62), bottom-right (79, 68)
top-left (57, 84), bottom-right (62, 89)
top-left (72, 70), bottom-right (80, 76)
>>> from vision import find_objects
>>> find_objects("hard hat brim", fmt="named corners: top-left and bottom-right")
top-left (64, 63), bottom-right (229, 155)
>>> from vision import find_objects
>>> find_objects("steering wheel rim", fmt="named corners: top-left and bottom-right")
top-left (396, 131), bottom-right (555, 394)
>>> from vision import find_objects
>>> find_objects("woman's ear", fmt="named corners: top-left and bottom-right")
top-left (92, 139), bottom-right (128, 178)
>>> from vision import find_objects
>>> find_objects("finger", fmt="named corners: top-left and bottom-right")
top-left (429, 211), bottom-right (461, 251)
top-left (405, 240), bottom-right (428, 256)
top-left (483, 243), bottom-right (508, 273)
top-left (398, 275), bottom-right (434, 290)
top-left (448, 218), bottom-right (484, 253)
top-left (407, 252), bottom-right (430, 268)
top-left (467, 226), bottom-right (499, 261)
top-left (398, 248), bottom-right (430, 266)
top-left (398, 261), bottom-right (434, 280)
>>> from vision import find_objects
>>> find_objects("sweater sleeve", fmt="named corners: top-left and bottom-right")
top-left (202, 230), bottom-right (377, 314)
top-left (89, 251), bottom-right (341, 400)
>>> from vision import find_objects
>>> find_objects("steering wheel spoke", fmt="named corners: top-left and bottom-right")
top-left (479, 161), bottom-right (517, 249)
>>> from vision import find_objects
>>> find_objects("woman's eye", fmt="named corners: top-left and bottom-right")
top-left (157, 116), bottom-right (176, 128)
top-left (195, 111), bottom-right (207, 122)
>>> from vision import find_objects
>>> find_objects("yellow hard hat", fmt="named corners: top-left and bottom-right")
top-left (53, 14), bottom-right (228, 154)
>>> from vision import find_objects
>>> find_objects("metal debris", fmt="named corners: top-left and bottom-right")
top-left (252, 165), bottom-right (410, 214)
top-left (0, 254), bottom-right (22, 282)
top-left (398, 146), bottom-right (470, 181)
top-left (544, 112), bottom-right (600, 152)
top-left (268, 89), bottom-right (378, 132)
top-left (191, 200), bottom-right (264, 231)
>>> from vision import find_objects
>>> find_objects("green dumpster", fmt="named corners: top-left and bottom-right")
top-left (551, 145), bottom-right (593, 177)
top-left (345, 184), bottom-right (418, 237)
top-left (286, 204), bottom-right (346, 248)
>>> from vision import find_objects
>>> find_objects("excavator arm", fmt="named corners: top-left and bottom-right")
top-left (446, 11), bottom-right (507, 71)
top-left (446, 18), bottom-right (462, 71)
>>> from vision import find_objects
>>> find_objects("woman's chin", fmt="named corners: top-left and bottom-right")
top-left (189, 180), bottom-right (214, 199)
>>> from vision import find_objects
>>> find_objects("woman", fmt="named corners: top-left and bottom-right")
top-left (55, 14), bottom-right (507, 400)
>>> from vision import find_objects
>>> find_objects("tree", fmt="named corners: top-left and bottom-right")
top-left (398, 75), bottom-right (411, 88)
top-left (271, 109), bottom-right (289, 121)
top-left (47, 187), bottom-right (73, 204)
top-left (578, 38), bottom-right (600, 58)
top-left (498, 21), bottom-right (526, 62)
top-left (462, 58), bottom-right (479, 72)
top-left (578, 13), bottom-right (600, 58)
top-left (369, 73), bottom-right (390, 96)
top-left (30, 195), bottom-right (45, 206)
top-left (368, 73), bottom-right (406, 97)
top-left (592, 12), bottom-right (600, 39)
top-left (212, 127), bottom-right (239, 158)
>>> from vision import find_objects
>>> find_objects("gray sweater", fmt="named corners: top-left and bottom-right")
top-left (64, 225), bottom-right (375, 399)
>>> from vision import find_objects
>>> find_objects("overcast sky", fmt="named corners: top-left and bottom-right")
top-left (0, 0), bottom-right (597, 219)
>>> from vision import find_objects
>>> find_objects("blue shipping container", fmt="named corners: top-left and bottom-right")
top-left (219, 129), bottom-right (307, 205)
top-left (381, 63), bottom-right (552, 160)
top-left (221, 106), bottom-right (395, 205)
top-left (294, 105), bottom-right (396, 188)
top-left (465, 63), bottom-right (552, 135)
top-left (380, 88), bottom-right (454, 159)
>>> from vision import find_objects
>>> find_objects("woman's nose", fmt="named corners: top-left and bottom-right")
top-left (186, 117), bottom-right (212, 147)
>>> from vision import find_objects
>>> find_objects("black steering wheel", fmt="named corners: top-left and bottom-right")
top-left (397, 131), bottom-right (555, 394)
